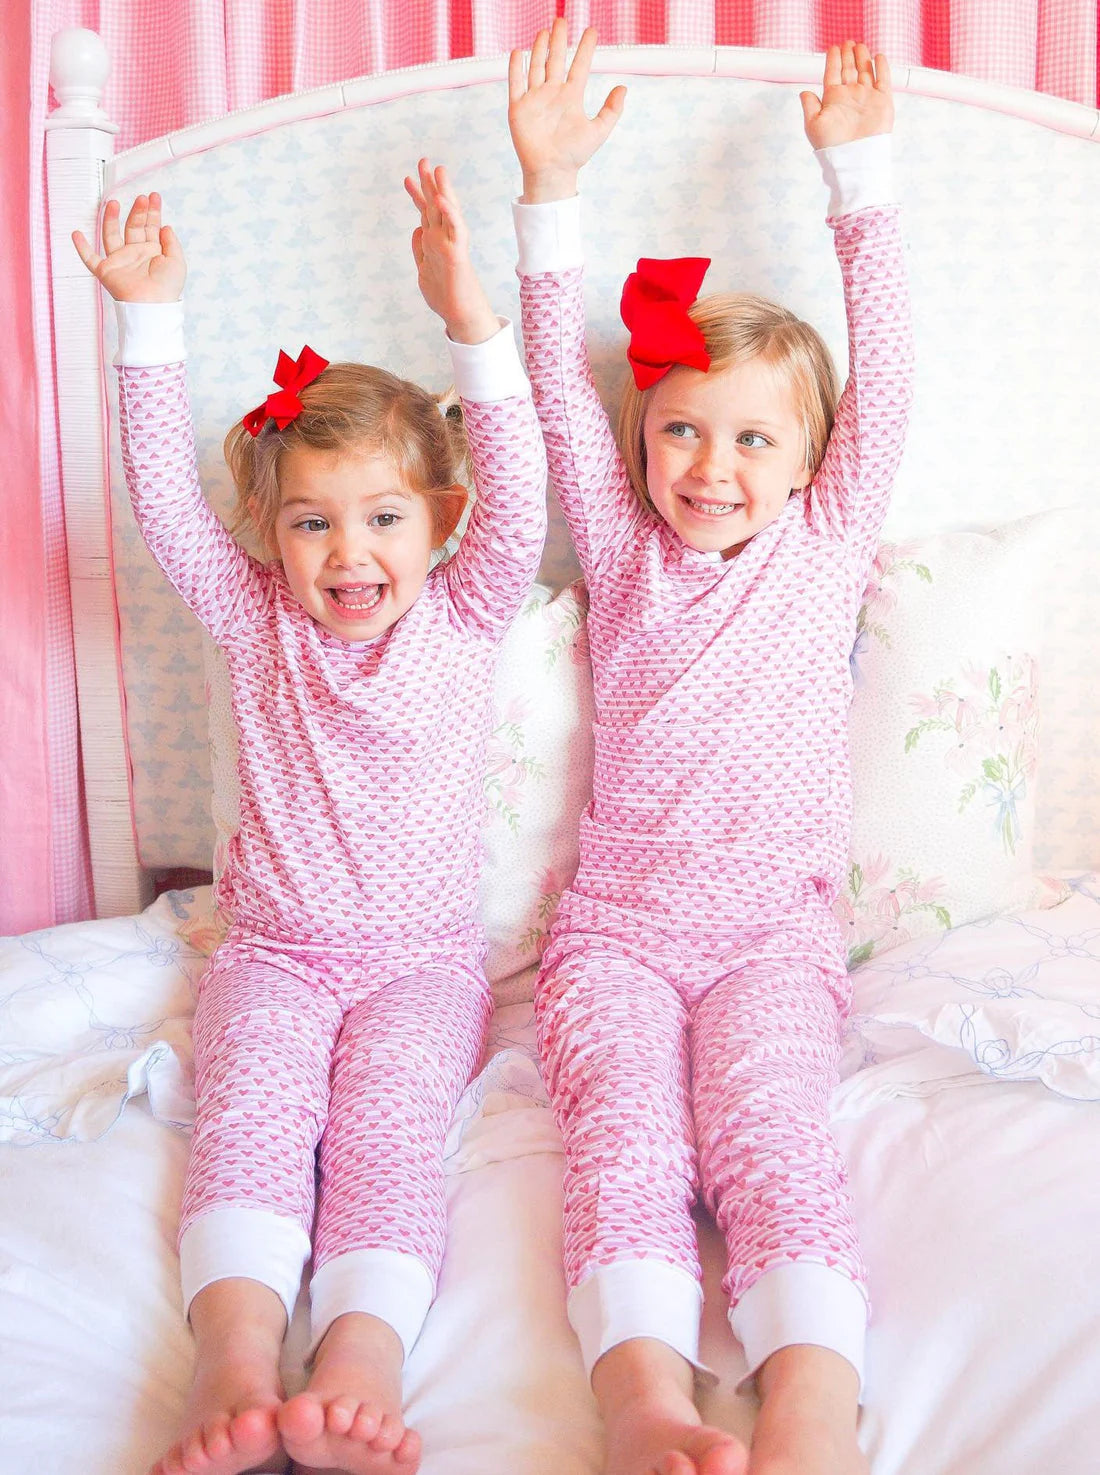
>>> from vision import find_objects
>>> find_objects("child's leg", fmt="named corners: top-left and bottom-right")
top-left (277, 957), bottom-right (492, 1474)
top-left (536, 927), bottom-right (746, 1475)
top-left (155, 945), bottom-right (341, 1475)
top-left (690, 961), bottom-right (868, 1475)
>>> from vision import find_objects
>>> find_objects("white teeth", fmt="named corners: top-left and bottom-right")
top-left (329, 584), bottom-right (383, 611)
top-left (685, 498), bottom-right (740, 516)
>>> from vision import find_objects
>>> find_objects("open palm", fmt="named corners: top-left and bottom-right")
top-left (72, 192), bottom-right (186, 303)
top-left (800, 42), bottom-right (893, 150)
top-left (508, 21), bottom-right (626, 201)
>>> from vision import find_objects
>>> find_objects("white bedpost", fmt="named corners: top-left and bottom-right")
top-left (45, 29), bottom-right (152, 918)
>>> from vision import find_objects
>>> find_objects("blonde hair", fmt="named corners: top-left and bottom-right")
top-left (617, 292), bottom-right (839, 514)
top-left (224, 362), bottom-right (469, 554)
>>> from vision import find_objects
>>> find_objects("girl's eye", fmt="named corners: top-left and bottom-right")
top-left (666, 422), bottom-right (696, 439)
top-left (372, 512), bottom-right (400, 529)
top-left (296, 517), bottom-right (327, 533)
top-left (737, 432), bottom-right (770, 449)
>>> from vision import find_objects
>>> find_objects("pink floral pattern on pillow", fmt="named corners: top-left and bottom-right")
top-left (836, 857), bottom-right (952, 970)
top-left (483, 697), bottom-right (545, 835)
top-left (904, 655), bottom-right (1039, 855)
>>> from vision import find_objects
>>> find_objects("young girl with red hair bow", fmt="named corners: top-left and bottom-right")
top-left (74, 161), bottom-right (546, 1475)
top-left (508, 27), bottom-right (912, 1475)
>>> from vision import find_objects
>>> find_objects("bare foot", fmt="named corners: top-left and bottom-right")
top-left (151, 1278), bottom-right (289, 1475)
top-left (748, 1345), bottom-right (867, 1475)
top-left (594, 1339), bottom-right (748, 1475)
top-left (605, 1396), bottom-right (749, 1475)
top-left (277, 1313), bottom-right (420, 1475)
top-left (150, 1328), bottom-right (286, 1475)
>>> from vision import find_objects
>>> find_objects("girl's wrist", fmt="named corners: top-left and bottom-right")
top-left (444, 308), bottom-right (501, 346)
top-left (520, 167), bottom-right (579, 204)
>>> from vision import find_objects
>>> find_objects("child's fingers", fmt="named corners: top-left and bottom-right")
top-left (102, 198), bottom-right (123, 254)
top-left (595, 84), bottom-right (627, 132)
top-left (507, 47), bottom-right (526, 104)
top-left (545, 17), bottom-right (568, 85)
top-left (854, 43), bottom-right (873, 84)
top-left (799, 91), bottom-right (822, 129)
top-left (160, 224), bottom-right (184, 262)
top-left (874, 52), bottom-right (893, 93)
top-left (71, 230), bottom-right (102, 274)
top-left (567, 26), bottom-right (598, 90)
top-left (840, 39), bottom-right (858, 85)
top-left (417, 157), bottom-right (442, 221)
top-left (410, 226), bottom-right (424, 267)
top-left (432, 163), bottom-right (462, 214)
top-left (528, 28), bottom-right (549, 89)
top-left (124, 194), bottom-right (149, 244)
top-left (434, 177), bottom-right (465, 243)
top-left (822, 43), bottom-right (842, 90)
top-left (403, 174), bottom-right (429, 215)
top-left (146, 191), bottom-right (162, 242)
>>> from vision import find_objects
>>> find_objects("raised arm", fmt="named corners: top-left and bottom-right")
top-left (405, 160), bottom-right (546, 637)
top-left (74, 194), bottom-right (270, 644)
top-left (508, 23), bottom-right (648, 581)
top-left (800, 46), bottom-right (915, 570)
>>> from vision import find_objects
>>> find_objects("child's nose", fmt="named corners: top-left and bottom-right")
top-left (696, 445), bottom-right (734, 483)
top-left (328, 531), bottom-right (376, 570)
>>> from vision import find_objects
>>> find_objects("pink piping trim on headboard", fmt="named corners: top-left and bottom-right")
top-left (105, 48), bottom-right (1100, 193)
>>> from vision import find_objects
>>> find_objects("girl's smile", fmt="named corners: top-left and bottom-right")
top-left (274, 447), bottom-right (437, 639)
top-left (643, 357), bottom-right (811, 559)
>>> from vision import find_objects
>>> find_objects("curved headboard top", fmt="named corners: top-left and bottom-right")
top-left (84, 48), bottom-right (1100, 872)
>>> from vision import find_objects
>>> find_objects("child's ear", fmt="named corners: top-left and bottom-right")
top-left (434, 485), bottom-right (468, 546)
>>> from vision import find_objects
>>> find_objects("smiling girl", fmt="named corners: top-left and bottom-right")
top-left (74, 160), bottom-right (546, 1475)
top-left (508, 27), bottom-right (913, 1475)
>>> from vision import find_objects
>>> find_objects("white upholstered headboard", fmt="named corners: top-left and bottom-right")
top-left (45, 35), bottom-right (1100, 916)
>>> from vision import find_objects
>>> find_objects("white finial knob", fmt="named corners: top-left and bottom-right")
top-left (48, 29), bottom-right (115, 128)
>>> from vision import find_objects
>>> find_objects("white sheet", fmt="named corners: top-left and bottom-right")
top-left (2, 888), bottom-right (1098, 1473)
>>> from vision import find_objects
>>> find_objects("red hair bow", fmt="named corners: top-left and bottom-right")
top-left (620, 257), bottom-right (712, 390)
top-left (242, 345), bottom-right (330, 437)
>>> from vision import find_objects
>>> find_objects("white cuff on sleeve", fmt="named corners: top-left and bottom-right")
top-left (114, 299), bottom-right (187, 367)
top-left (816, 134), bottom-right (894, 219)
top-left (729, 1262), bottom-right (869, 1395)
top-left (309, 1248), bottom-right (436, 1363)
top-left (568, 1259), bottom-right (705, 1380)
top-left (178, 1206), bottom-right (311, 1326)
top-left (512, 195), bottom-right (584, 275)
top-left (446, 317), bottom-right (530, 402)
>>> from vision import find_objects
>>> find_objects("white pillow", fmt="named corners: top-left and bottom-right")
top-left (839, 511), bottom-right (1070, 967)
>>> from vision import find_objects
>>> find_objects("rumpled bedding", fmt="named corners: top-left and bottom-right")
top-left (4, 881), bottom-right (1098, 1150)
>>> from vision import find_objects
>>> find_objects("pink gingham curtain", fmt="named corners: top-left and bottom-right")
top-left (5, 0), bottom-right (1097, 933)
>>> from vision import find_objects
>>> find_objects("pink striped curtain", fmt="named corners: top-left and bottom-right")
top-left (5, 1), bottom-right (1097, 934)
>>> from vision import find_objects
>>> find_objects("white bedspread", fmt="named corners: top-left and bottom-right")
top-left (2, 887), bottom-right (1098, 1473)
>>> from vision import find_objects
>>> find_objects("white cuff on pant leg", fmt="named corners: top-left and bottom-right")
top-left (179, 1207), bottom-right (312, 1325)
top-left (309, 1249), bottom-right (436, 1364)
top-left (729, 1263), bottom-right (869, 1396)
top-left (568, 1259), bottom-right (705, 1381)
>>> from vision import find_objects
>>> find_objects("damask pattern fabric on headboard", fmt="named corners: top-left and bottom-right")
top-left (100, 69), bottom-right (1100, 871)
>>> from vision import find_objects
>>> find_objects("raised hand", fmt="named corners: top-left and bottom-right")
top-left (72, 192), bottom-right (186, 302)
top-left (800, 42), bottom-right (893, 150)
top-left (404, 158), bottom-right (498, 346)
top-left (508, 20), bottom-right (626, 203)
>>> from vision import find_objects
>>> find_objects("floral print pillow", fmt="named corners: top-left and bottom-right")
top-left (841, 516), bottom-right (1069, 968)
